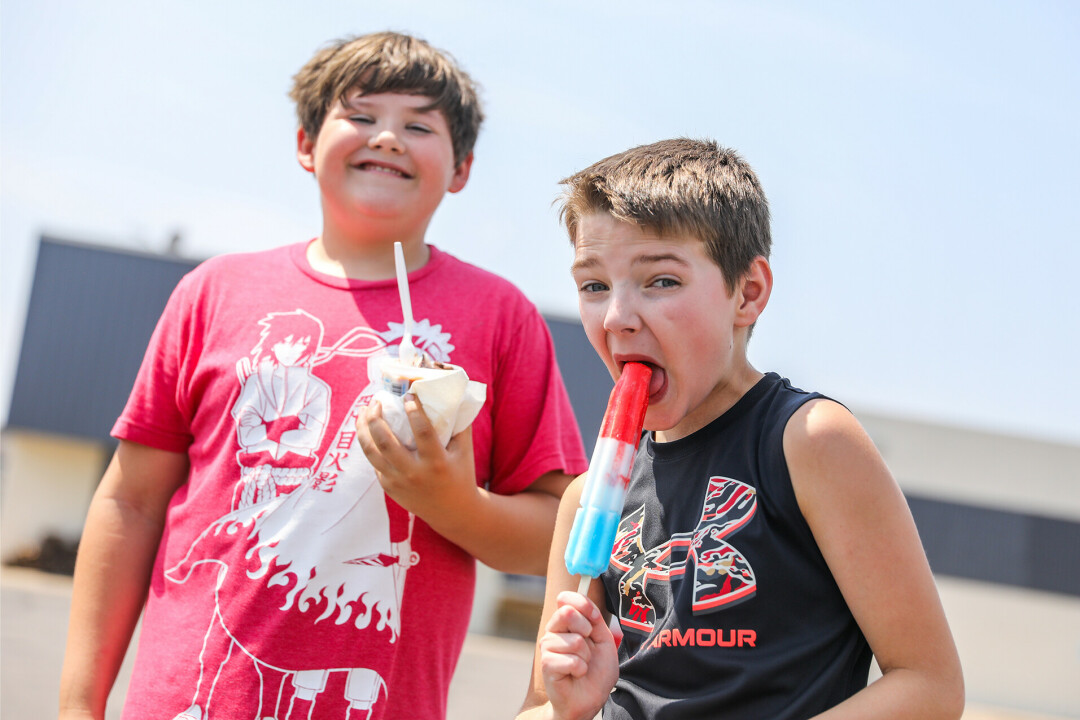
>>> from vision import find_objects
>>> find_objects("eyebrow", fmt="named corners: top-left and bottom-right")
top-left (342, 95), bottom-right (438, 116)
top-left (570, 251), bottom-right (691, 274)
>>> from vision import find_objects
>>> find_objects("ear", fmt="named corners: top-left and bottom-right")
top-left (297, 127), bottom-right (316, 174)
top-left (734, 256), bottom-right (773, 328)
top-left (447, 152), bottom-right (473, 194)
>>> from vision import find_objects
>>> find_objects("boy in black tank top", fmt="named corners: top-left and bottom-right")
top-left (517, 139), bottom-right (964, 720)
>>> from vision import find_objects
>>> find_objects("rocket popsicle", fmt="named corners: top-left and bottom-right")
top-left (565, 361), bottom-right (651, 594)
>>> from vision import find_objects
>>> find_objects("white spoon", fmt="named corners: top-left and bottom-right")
top-left (393, 242), bottom-right (418, 365)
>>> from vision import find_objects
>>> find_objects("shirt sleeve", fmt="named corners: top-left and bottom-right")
top-left (485, 302), bottom-right (589, 496)
top-left (110, 271), bottom-right (199, 453)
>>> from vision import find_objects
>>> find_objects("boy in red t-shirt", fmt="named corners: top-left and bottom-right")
top-left (59, 32), bottom-right (587, 720)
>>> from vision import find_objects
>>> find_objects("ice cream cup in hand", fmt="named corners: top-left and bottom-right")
top-left (370, 355), bottom-right (487, 448)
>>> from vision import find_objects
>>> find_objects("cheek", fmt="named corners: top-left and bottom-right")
top-left (578, 306), bottom-right (612, 358)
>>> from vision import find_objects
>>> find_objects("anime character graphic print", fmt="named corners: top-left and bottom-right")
top-left (165, 310), bottom-right (456, 720)
top-left (230, 310), bottom-right (330, 509)
top-left (610, 476), bottom-right (758, 636)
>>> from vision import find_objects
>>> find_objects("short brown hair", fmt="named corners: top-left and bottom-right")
top-left (559, 138), bottom-right (771, 293)
top-left (289, 31), bottom-right (483, 165)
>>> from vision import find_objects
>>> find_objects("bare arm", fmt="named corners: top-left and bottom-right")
top-left (785, 399), bottom-right (965, 720)
top-left (58, 440), bottom-right (189, 720)
top-left (517, 476), bottom-right (619, 720)
top-left (357, 395), bottom-right (574, 575)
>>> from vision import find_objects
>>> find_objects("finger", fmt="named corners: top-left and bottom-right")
top-left (542, 630), bottom-right (592, 658)
top-left (556, 590), bottom-right (602, 619)
top-left (354, 401), bottom-right (379, 451)
top-left (546, 604), bottom-right (596, 639)
top-left (403, 394), bottom-right (442, 452)
top-left (354, 397), bottom-right (375, 432)
top-left (540, 630), bottom-right (592, 677)
top-left (555, 591), bottom-right (610, 643)
top-left (358, 401), bottom-right (409, 470)
top-left (446, 424), bottom-right (474, 464)
top-left (541, 646), bottom-right (589, 679)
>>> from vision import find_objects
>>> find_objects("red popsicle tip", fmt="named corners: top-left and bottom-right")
top-left (599, 362), bottom-right (652, 445)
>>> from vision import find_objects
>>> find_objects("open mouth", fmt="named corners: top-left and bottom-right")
top-left (619, 360), bottom-right (667, 399)
top-left (355, 161), bottom-right (411, 179)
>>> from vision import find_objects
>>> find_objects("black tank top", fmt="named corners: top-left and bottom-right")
top-left (601, 372), bottom-right (872, 719)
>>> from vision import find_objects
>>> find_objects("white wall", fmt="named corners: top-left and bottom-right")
top-left (859, 411), bottom-right (1080, 519)
top-left (3, 415), bottom-right (1079, 717)
top-left (0, 430), bottom-right (107, 559)
top-left (857, 411), bottom-right (1080, 717)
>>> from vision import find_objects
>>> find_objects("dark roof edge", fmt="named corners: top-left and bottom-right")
top-left (37, 235), bottom-right (206, 265)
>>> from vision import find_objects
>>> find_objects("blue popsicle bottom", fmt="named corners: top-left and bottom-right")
top-left (564, 437), bottom-right (636, 578)
top-left (565, 506), bottom-right (622, 577)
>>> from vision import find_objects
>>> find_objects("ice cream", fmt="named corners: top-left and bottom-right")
top-left (564, 362), bottom-right (651, 591)
top-left (378, 354), bottom-right (454, 397)
top-left (370, 355), bottom-right (486, 449)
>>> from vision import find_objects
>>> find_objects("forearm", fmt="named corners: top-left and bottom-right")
top-left (516, 701), bottom-right (556, 720)
top-left (424, 479), bottom-right (565, 575)
top-left (814, 665), bottom-right (964, 720)
top-left (59, 442), bottom-right (186, 719)
top-left (59, 491), bottom-right (164, 718)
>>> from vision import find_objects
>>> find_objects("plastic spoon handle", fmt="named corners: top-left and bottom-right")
top-left (393, 242), bottom-right (417, 364)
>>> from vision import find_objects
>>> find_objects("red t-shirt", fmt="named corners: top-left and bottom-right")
top-left (113, 242), bottom-right (587, 720)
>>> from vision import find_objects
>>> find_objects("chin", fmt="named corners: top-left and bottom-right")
top-left (642, 408), bottom-right (677, 434)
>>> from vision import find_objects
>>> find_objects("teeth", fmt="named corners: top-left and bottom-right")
top-left (362, 164), bottom-right (406, 177)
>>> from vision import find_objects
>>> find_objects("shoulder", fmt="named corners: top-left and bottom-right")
top-left (428, 246), bottom-right (537, 306)
top-left (180, 243), bottom-right (295, 285)
top-left (782, 397), bottom-right (897, 525)
top-left (190, 243), bottom-right (297, 277)
top-left (783, 397), bottom-right (866, 458)
top-left (171, 244), bottom-right (300, 300)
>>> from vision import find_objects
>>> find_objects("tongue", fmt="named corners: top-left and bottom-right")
top-left (648, 367), bottom-right (666, 397)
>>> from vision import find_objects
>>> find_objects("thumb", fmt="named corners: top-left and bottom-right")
top-left (447, 423), bottom-right (474, 459)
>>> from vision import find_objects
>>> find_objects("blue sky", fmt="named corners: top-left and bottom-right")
top-left (2, 1), bottom-right (1078, 444)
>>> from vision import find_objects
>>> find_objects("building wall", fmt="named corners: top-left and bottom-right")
top-left (4, 238), bottom-right (1078, 716)
top-left (2, 405), bottom-right (1078, 716)
top-left (0, 430), bottom-right (108, 559)
top-left (857, 410), bottom-right (1080, 717)
top-left (860, 411), bottom-right (1080, 518)
top-left (937, 577), bottom-right (1079, 717)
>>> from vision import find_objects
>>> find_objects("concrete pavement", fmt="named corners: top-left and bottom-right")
top-left (1, 566), bottom-right (534, 720)
top-left (1, 566), bottom-right (1069, 720)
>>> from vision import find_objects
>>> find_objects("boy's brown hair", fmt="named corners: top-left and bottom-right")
top-left (558, 138), bottom-right (771, 293)
top-left (290, 31), bottom-right (484, 165)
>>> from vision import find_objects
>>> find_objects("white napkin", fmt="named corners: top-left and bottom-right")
top-left (371, 356), bottom-right (486, 449)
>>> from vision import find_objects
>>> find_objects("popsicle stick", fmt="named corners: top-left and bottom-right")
top-left (576, 575), bottom-right (592, 596)
top-left (393, 242), bottom-right (417, 365)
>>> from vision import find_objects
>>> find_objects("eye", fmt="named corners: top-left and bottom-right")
top-left (406, 123), bottom-right (433, 134)
top-left (580, 281), bottom-right (609, 294)
top-left (349, 114), bottom-right (374, 124)
top-left (650, 277), bottom-right (680, 289)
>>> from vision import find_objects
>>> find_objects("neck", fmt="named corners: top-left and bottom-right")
top-left (654, 363), bottom-right (763, 443)
top-left (309, 232), bottom-right (430, 281)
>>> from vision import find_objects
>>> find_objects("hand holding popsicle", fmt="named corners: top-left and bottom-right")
top-left (564, 362), bottom-right (651, 595)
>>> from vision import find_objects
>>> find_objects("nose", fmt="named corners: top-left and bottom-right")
top-left (369, 128), bottom-right (404, 154)
top-left (602, 289), bottom-right (641, 335)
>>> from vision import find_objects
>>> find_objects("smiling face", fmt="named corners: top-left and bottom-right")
top-left (572, 212), bottom-right (771, 442)
top-left (298, 91), bottom-right (471, 249)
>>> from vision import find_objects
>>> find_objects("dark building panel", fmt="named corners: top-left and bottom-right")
top-left (545, 316), bottom-right (613, 455)
top-left (7, 238), bottom-right (1079, 598)
top-left (6, 239), bottom-right (614, 450)
top-left (7, 238), bottom-right (199, 442)
top-left (907, 495), bottom-right (1080, 597)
